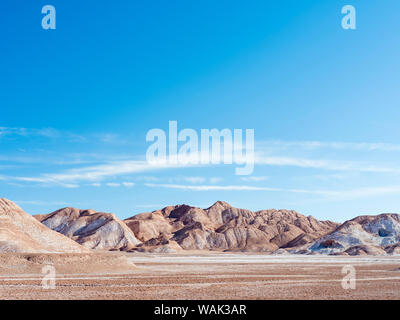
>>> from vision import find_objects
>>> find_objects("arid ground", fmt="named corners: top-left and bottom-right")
top-left (1, 252), bottom-right (399, 300)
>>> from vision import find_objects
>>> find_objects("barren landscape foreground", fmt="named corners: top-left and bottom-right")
top-left (1, 253), bottom-right (399, 300)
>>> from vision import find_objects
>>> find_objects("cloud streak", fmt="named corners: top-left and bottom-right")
top-left (254, 155), bottom-right (400, 174)
top-left (259, 140), bottom-right (400, 152)
top-left (7, 134), bottom-right (400, 189)
top-left (14, 160), bottom-right (193, 186)
top-left (144, 183), bottom-right (400, 201)
top-left (11, 154), bottom-right (400, 188)
top-left (145, 183), bottom-right (279, 191)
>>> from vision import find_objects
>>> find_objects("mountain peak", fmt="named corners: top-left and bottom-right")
top-left (0, 198), bottom-right (24, 215)
top-left (208, 201), bottom-right (232, 210)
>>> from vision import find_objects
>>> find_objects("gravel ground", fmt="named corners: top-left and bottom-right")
top-left (1, 253), bottom-right (399, 300)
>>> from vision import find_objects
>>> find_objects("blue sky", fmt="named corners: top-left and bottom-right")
top-left (1, 0), bottom-right (400, 221)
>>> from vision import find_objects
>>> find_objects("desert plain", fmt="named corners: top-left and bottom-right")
top-left (1, 252), bottom-right (399, 300)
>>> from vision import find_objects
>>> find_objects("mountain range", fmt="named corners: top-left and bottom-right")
top-left (1, 198), bottom-right (400, 255)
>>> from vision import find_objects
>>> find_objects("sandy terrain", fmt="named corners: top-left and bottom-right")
top-left (0, 252), bottom-right (399, 300)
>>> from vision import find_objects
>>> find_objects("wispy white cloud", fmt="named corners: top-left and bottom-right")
top-left (0, 127), bottom-right (86, 143)
top-left (240, 176), bottom-right (269, 182)
top-left (180, 176), bottom-right (206, 184)
top-left (169, 176), bottom-right (223, 184)
top-left (144, 183), bottom-right (400, 201)
top-left (15, 200), bottom-right (68, 206)
top-left (15, 160), bottom-right (189, 185)
top-left (169, 176), bottom-right (206, 184)
top-left (259, 140), bottom-right (400, 152)
top-left (8, 134), bottom-right (400, 190)
top-left (325, 186), bottom-right (400, 200)
top-left (90, 182), bottom-right (134, 187)
top-left (11, 154), bottom-right (400, 189)
top-left (209, 177), bottom-right (223, 184)
top-left (133, 176), bottom-right (160, 182)
top-left (254, 155), bottom-right (400, 174)
top-left (106, 182), bottom-right (120, 187)
top-left (0, 127), bottom-right (60, 138)
top-left (0, 127), bottom-right (138, 145)
top-left (122, 182), bottom-right (135, 187)
top-left (144, 183), bottom-right (345, 195)
top-left (14, 176), bottom-right (80, 188)
top-left (313, 173), bottom-right (349, 181)
top-left (145, 183), bottom-right (281, 192)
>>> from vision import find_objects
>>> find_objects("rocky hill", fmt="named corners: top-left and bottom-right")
top-left (35, 207), bottom-right (141, 251)
top-left (293, 213), bottom-right (400, 255)
top-left (124, 201), bottom-right (338, 252)
top-left (0, 198), bottom-right (89, 253)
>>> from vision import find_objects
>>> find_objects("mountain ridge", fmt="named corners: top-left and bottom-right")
top-left (3, 197), bottom-right (399, 255)
top-left (124, 201), bottom-right (338, 252)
